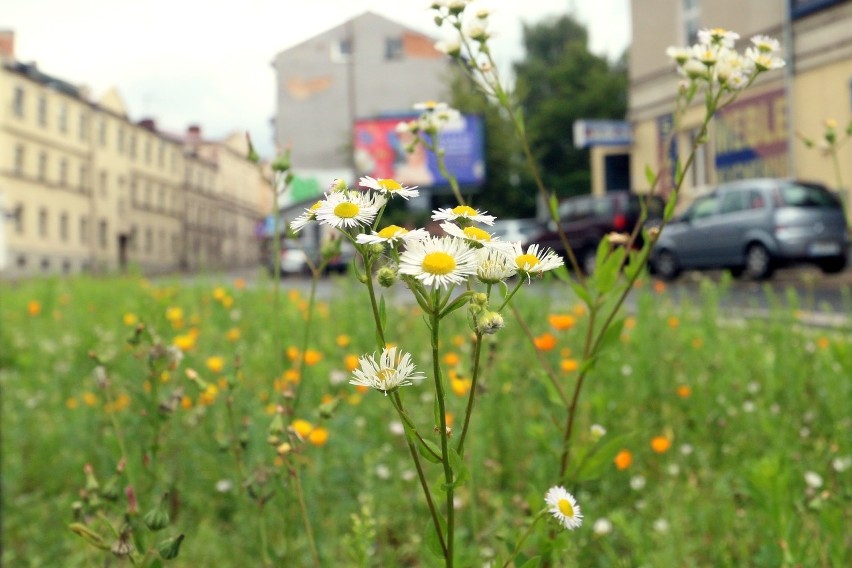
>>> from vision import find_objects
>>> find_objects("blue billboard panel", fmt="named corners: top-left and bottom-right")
top-left (354, 113), bottom-right (485, 189)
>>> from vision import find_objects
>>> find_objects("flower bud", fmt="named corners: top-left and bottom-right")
top-left (377, 266), bottom-right (398, 288)
top-left (330, 178), bottom-right (348, 192)
top-left (369, 243), bottom-right (386, 255)
top-left (143, 494), bottom-right (171, 531)
top-left (156, 534), bottom-right (185, 560)
top-left (476, 311), bottom-right (505, 335)
top-left (473, 292), bottom-right (488, 306)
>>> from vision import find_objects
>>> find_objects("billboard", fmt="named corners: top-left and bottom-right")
top-left (353, 113), bottom-right (485, 190)
top-left (714, 89), bottom-right (788, 182)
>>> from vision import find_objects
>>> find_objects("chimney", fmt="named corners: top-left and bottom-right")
top-left (138, 118), bottom-right (157, 131)
top-left (0, 30), bottom-right (14, 60)
top-left (187, 124), bottom-right (201, 138)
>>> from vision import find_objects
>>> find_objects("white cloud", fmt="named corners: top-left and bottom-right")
top-left (6, 0), bottom-right (629, 157)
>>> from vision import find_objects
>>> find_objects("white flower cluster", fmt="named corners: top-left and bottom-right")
top-left (431, 1), bottom-right (496, 78)
top-left (666, 28), bottom-right (784, 92)
top-left (397, 101), bottom-right (464, 137)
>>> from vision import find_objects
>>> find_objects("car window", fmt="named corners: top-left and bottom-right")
top-left (689, 195), bottom-right (718, 220)
top-left (778, 182), bottom-right (842, 208)
top-left (748, 190), bottom-right (766, 209)
top-left (718, 190), bottom-right (747, 214)
top-left (592, 198), bottom-right (613, 217)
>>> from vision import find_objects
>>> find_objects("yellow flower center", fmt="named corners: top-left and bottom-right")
top-left (378, 179), bottom-right (403, 191)
top-left (309, 201), bottom-right (322, 211)
top-left (516, 254), bottom-right (539, 269)
top-left (334, 202), bottom-right (360, 218)
top-left (463, 226), bottom-right (491, 241)
top-left (558, 498), bottom-right (574, 517)
top-left (451, 205), bottom-right (477, 217)
top-left (378, 225), bottom-right (407, 239)
top-left (422, 252), bottom-right (456, 275)
top-left (376, 368), bottom-right (395, 389)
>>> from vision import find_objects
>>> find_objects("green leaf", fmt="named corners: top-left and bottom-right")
top-left (664, 190), bottom-right (678, 221)
top-left (568, 279), bottom-right (593, 307)
top-left (595, 243), bottom-right (625, 295)
top-left (520, 557), bottom-right (542, 568)
top-left (548, 193), bottom-right (559, 220)
top-left (596, 317), bottom-right (626, 356)
top-left (424, 516), bottom-right (447, 559)
top-left (644, 164), bottom-right (656, 188)
top-left (447, 447), bottom-right (469, 488)
top-left (674, 158), bottom-right (684, 186)
top-left (418, 438), bottom-right (443, 464)
top-left (571, 433), bottom-right (632, 482)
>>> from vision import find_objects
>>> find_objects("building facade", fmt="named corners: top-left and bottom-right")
top-left (628, 0), bottom-right (852, 216)
top-left (0, 38), bottom-right (271, 278)
top-left (271, 11), bottom-right (450, 189)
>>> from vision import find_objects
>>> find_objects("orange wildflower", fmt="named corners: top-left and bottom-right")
top-left (180, 396), bottom-right (193, 410)
top-left (308, 428), bottom-right (329, 447)
top-left (676, 385), bottom-right (692, 398)
top-left (344, 354), bottom-right (360, 372)
top-left (572, 304), bottom-right (587, 317)
top-left (451, 334), bottom-right (466, 347)
top-left (560, 358), bottom-right (579, 373)
top-left (443, 352), bottom-right (460, 366)
top-left (173, 334), bottom-right (196, 352)
top-left (653, 280), bottom-right (667, 294)
top-left (450, 377), bottom-right (472, 396)
top-left (286, 346), bottom-right (300, 362)
top-left (533, 332), bottom-right (557, 351)
top-left (651, 436), bottom-right (672, 454)
top-left (548, 314), bottom-right (576, 331)
top-left (233, 278), bottom-right (246, 290)
top-left (304, 349), bottom-right (322, 366)
top-left (66, 397), bottom-right (79, 409)
top-left (206, 356), bottom-right (225, 374)
top-left (226, 327), bottom-right (241, 342)
top-left (816, 336), bottom-right (830, 350)
top-left (27, 300), bottom-right (41, 316)
top-left (691, 337), bottom-right (703, 349)
top-left (291, 419), bottom-right (314, 438)
top-left (624, 316), bottom-right (636, 330)
top-left (667, 316), bottom-right (680, 329)
top-left (283, 369), bottom-right (300, 384)
top-left (212, 287), bottom-right (227, 301)
top-left (123, 313), bottom-right (138, 326)
top-left (614, 449), bottom-right (633, 470)
top-left (336, 334), bottom-right (350, 348)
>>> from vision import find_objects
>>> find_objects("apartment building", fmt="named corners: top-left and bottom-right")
top-left (271, 11), bottom-right (450, 191)
top-left (0, 34), bottom-right (271, 278)
top-left (628, 0), bottom-right (852, 215)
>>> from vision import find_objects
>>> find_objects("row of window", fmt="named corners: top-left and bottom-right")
top-left (12, 144), bottom-right (89, 190)
top-left (11, 84), bottom-right (181, 171)
top-left (12, 207), bottom-right (107, 248)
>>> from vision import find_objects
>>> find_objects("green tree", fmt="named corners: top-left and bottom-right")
top-left (513, 15), bottom-right (628, 198)
top-left (439, 66), bottom-right (536, 218)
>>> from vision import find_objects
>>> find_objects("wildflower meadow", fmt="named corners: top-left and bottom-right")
top-left (2, 4), bottom-right (851, 567)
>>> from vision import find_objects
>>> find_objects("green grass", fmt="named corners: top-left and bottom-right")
top-left (1, 272), bottom-right (850, 567)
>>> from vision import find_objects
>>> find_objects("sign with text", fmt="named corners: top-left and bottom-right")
top-left (353, 113), bottom-right (485, 189)
top-left (573, 119), bottom-right (632, 148)
top-left (714, 89), bottom-right (789, 182)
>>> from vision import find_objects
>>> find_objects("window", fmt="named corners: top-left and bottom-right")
top-left (59, 158), bottom-right (68, 186)
top-left (144, 181), bottom-right (152, 206)
top-left (385, 37), bottom-right (403, 60)
top-left (79, 112), bottom-right (88, 141)
top-left (59, 212), bottom-right (69, 241)
top-left (38, 208), bottom-right (48, 238)
top-left (682, 0), bottom-right (701, 45)
top-left (129, 133), bottom-right (136, 159)
top-left (688, 194), bottom-right (718, 221)
top-left (99, 171), bottom-right (108, 198)
top-left (99, 118), bottom-right (107, 146)
top-left (13, 145), bottom-right (25, 176)
top-left (718, 190), bottom-right (747, 214)
top-left (99, 219), bottom-right (108, 249)
top-left (38, 95), bottom-right (47, 127)
top-left (80, 215), bottom-right (88, 244)
top-left (118, 127), bottom-right (125, 153)
top-left (331, 37), bottom-right (353, 63)
top-left (79, 164), bottom-right (88, 191)
top-left (38, 151), bottom-right (47, 181)
top-left (158, 187), bottom-right (165, 209)
top-left (145, 227), bottom-right (153, 253)
top-left (144, 139), bottom-right (151, 164)
top-left (58, 103), bottom-right (68, 133)
top-left (14, 204), bottom-right (24, 234)
top-left (13, 86), bottom-right (25, 117)
top-left (158, 141), bottom-right (165, 166)
top-left (130, 179), bottom-right (138, 204)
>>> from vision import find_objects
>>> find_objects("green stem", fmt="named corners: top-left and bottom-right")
top-left (290, 270), bottom-right (319, 413)
top-left (292, 464), bottom-right (321, 567)
top-left (430, 292), bottom-right (454, 567)
top-left (258, 502), bottom-right (272, 567)
top-left (501, 511), bottom-right (547, 568)
top-left (455, 331), bottom-right (483, 457)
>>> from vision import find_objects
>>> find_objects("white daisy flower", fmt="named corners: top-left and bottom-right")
top-left (592, 518), bottom-right (612, 535)
top-left (745, 47), bottom-right (785, 71)
top-left (431, 205), bottom-right (495, 226)
top-left (544, 486), bottom-right (583, 531)
top-left (349, 346), bottom-right (426, 395)
top-left (474, 247), bottom-right (516, 284)
top-left (439, 221), bottom-right (510, 249)
top-left (359, 176), bottom-right (420, 200)
top-left (509, 243), bottom-right (564, 276)
top-left (356, 225), bottom-right (430, 246)
top-left (290, 200), bottom-right (324, 233)
top-left (315, 191), bottom-right (386, 230)
top-left (398, 236), bottom-right (478, 289)
top-left (751, 34), bottom-right (781, 53)
top-left (698, 28), bottom-right (740, 49)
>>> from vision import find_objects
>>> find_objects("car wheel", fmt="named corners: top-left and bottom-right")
top-left (653, 250), bottom-right (680, 281)
top-left (817, 256), bottom-right (847, 274)
top-left (744, 243), bottom-right (773, 280)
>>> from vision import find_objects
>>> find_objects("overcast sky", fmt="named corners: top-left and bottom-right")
top-left (5, 0), bottom-right (630, 158)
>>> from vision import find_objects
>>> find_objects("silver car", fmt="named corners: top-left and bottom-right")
top-left (650, 179), bottom-right (849, 280)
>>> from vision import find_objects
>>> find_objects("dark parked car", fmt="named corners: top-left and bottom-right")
top-left (528, 192), bottom-right (664, 274)
top-left (649, 178), bottom-right (850, 280)
top-left (265, 239), bottom-right (354, 277)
